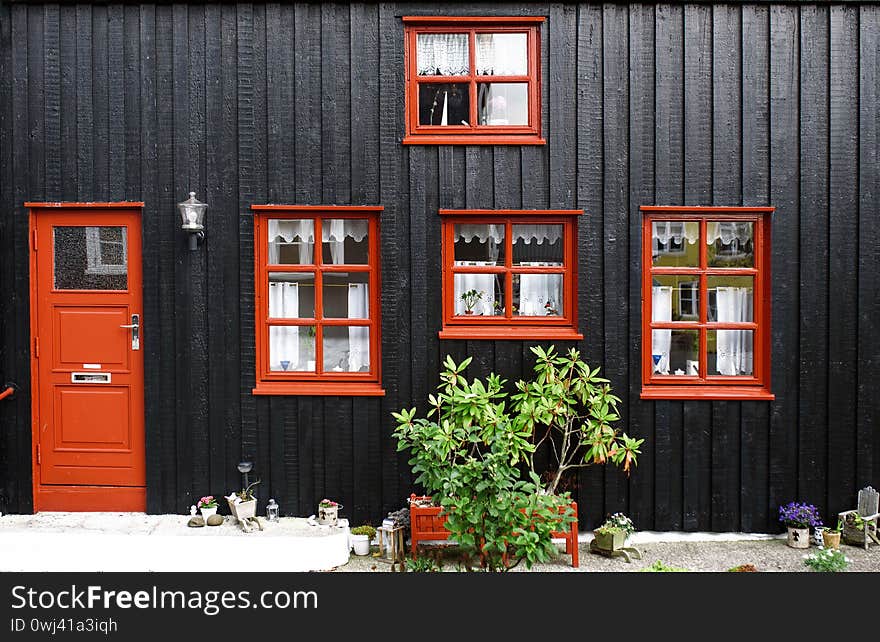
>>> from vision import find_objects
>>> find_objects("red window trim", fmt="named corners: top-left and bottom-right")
top-left (403, 17), bottom-right (545, 146)
top-left (640, 206), bottom-right (775, 401)
top-left (251, 205), bottom-right (385, 397)
top-left (439, 208), bottom-right (583, 341)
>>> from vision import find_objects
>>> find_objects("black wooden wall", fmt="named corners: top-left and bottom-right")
top-left (0, 1), bottom-right (877, 533)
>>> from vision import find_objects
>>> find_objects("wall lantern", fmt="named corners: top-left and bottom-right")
top-left (178, 191), bottom-right (207, 250)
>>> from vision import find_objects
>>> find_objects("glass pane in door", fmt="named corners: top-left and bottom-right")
top-left (53, 226), bottom-right (128, 290)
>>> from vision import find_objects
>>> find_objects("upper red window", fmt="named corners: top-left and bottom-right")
top-left (439, 209), bottom-right (582, 340)
top-left (403, 16), bottom-right (544, 145)
top-left (251, 206), bottom-right (384, 396)
top-left (640, 207), bottom-right (774, 400)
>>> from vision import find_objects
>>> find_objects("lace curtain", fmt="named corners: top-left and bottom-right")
top-left (715, 287), bottom-right (753, 375)
top-left (453, 264), bottom-right (496, 316)
top-left (651, 221), bottom-right (753, 248)
top-left (417, 33), bottom-right (468, 76)
top-left (455, 224), bottom-right (562, 245)
top-left (268, 219), bottom-right (368, 264)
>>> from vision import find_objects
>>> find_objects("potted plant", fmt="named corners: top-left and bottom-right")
top-left (822, 517), bottom-right (842, 550)
top-left (197, 495), bottom-right (218, 522)
top-left (459, 288), bottom-right (483, 315)
top-left (350, 525), bottom-right (376, 556)
top-left (592, 512), bottom-right (635, 552)
top-left (778, 501), bottom-right (822, 549)
top-left (317, 498), bottom-right (342, 526)
top-left (227, 480), bottom-right (260, 523)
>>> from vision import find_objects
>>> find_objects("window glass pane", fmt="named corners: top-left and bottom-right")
top-left (323, 326), bottom-right (370, 373)
top-left (707, 221), bottom-right (754, 267)
top-left (512, 224), bottom-right (563, 265)
top-left (651, 221), bottom-right (699, 267)
top-left (651, 329), bottom-right (698, 376)
top-left (419, 83), bottom-right (470, 126)
top-left (651, 276), bottom-right (699, 321)
top-left (53, 226), bottom-right (127, 290)
top-left (477, 83), bottom-right (528, 125)
top-left (269, 325), bottom-right (315, 372)
top-left (454, 224), bottom-right (505, 265)
top-left (416, 33), bottom-right (469, 76)
top-left (268, 273), bottom-right (315, 319)
top-left (322, 273), bottom-right (369, 319)
top-left (707, 276), bottom-right (753, 323)
top-left (476, 33), bottom-right (528, 75)
top-left (453, 273), bottom-right (501, 316)
top-left (268, 219), bottom-right (314, 265)
top-left (708, 329), bottom-right (754, 376)
top-left (513, 273), bottom-right (562, 316)
top-left (321, 219), bottom-right (369, 265)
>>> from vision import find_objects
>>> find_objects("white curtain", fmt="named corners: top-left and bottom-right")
top-left (416, 33), bottom-right (469, 76)
top-left (715, 287), bottom-right (753, 375)
top-left (455, 224), bottom-right (561, 245)
top-left (517, 265), bottom-right (561, 316)
top-left (269, 282), bottom-right (300, 370)
top-left (475, 33), bottom-right (527, 76)
top-left (652, 286), bottom-right (673, 374)
top-left (706, 221), bottom-right (752, 245)
top-left (347, 284), bottom-right (369, 372)
top-left (453, 268), bottom-right (496, 315)
top-left (269, 219), bottom-right (368, 264)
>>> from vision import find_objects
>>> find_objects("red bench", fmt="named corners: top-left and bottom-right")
top-left (408, 493), bottom-right (579, 568)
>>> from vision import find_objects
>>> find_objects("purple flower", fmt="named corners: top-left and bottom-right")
top-left (778, 501), bottom-right (823, 529)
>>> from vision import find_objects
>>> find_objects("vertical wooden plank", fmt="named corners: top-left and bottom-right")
top-left (320, 3), bottom-right (337, 203)
top-left (769, 3), bottom-right (800, 523)
top-left (0, 2), bottom-right (13, 512)
top-left (76, 4), bottom-right (93, 199)
top-left (797, 4), bottom-right (829, 513)
top-left (601, 2), bottom-right (629, 518)
top-left (266, 2), bottom-right (283, 203)
top-left (409, 146), bottom-right (428, 431)
top-left (576, 3), bottom-right (604, 527)
top-left (740, 3), bottom-right (771, 533)
top-left (43, 4), bottom-right (61, 199)
top-left (268, 397), bottom-right (286, 512)
top-left (92, 4), bottom-right (108, 200)
top-left (628, 2), bottom-right (655, 530)
top-left (549, 3), bottom-right (575, 209)
top-left (857, 5), bottom-right (879, 489)
top-left (378, 2), bottom-right (404, 511)
top-left (108, 4), bottom-right (124, 200)
top-left (824, 6), bottom-right (860, 514)
top-left (59, 4), bottom-right (77, 200)
top-left (711, 3), bottom-right (742, 532)
top-left (350, 3), bottom-right (379, 205)
top-left (27, 4), bottom-right (45, 201)
top-left (683, 3), bottom-right (712, 531)
top-left (294, 3), bottom-right (321, 203)
top-left (653, 2), bottom-right (685, 532)
top-left (283, 395), bottom-right (300, 515)
top-left (297, 398), bottom-right (314, 515)
top-left (154, 3), bottom-right (177, 511)
top-left (123, 5), bottom-right (140, 202)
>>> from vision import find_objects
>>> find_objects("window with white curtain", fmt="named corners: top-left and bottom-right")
top-left (439, 209), bottom-right (582, 340)
top-left (251, 207), bottom-right (384, 397)
top-left (404, 17), bottom-right (544, 144)
top-left (641, 207), bottom-right (774, 401)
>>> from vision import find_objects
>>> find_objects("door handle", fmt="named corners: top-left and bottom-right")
top-left (120, 314), bottom-right (140, 351)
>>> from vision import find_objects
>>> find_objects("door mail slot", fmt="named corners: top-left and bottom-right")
top-left (71, 372), bottom-right (112, 384)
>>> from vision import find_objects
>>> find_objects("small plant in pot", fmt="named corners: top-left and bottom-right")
top-left (592, 512), bottom-right (635, 552)
top-left (822, 518), bottom-right (842, 550)
top-left (459, 288), bottom-right (483, 315)
top-left (226, 480), bottom-right (260, 523)
top-left (350, 525), bottom-right (376, 556)
top-left (778, 501), bottom-right (822, 549)
top-left (197, 495), bottom-right (218, 522)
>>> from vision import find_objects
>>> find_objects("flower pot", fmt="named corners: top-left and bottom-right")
top-left (351, 534), bottom-right (371, 556)
top-left (786, 526), bottom-right (810, 549)
top-left (200, 506), bottom-right (217, 522)
top-left (593, 529), bottom-right (629, 552)
top-left (317, 504), bottom-right (340, 526)
top-left (822, 530), bottom-right (841, 550)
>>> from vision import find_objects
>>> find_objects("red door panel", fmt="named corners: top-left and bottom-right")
top-left (29, 204), bottom-right (145, 511)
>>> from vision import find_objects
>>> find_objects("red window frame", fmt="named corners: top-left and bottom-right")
top-left (640, 206), bottom-right (775, 400)
top-left (251, 205), bottom-right (384, 396)
top-left (439, 209), bottom-right (583, 340)
top-left (403, 16), bottom-right (545, 146)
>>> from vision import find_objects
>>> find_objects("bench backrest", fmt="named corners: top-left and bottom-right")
top-left (858, 486), bottom-right (879, 516)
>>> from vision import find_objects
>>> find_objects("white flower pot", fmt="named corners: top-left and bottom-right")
top-left (200, 506), bottom-right (218, 521)
top-left (317, 505), bottom-right (339, 526)
top-left (351, 534), bottom-right (371, 556)
top-left (786, 526), bottom-right (810, 549)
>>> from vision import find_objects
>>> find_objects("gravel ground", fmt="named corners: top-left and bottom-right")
top-left (332, 535), bottom-right (880, 573)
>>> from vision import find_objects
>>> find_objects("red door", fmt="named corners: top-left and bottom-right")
top-left (28, 203), bottom-right (146, 511)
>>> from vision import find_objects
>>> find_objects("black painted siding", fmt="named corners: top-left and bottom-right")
top-left (0, 2), bottom-right (877, 534)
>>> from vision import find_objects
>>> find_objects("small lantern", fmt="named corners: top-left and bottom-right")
top-left (266, 498), bottom-right (279, 522)
top-left (178, 191), bottom-right (207, 250)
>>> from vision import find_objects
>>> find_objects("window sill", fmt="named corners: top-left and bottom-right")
top-left (403, 134), bottom-right (546, 146)
top-left (640, 385), bottom-right (774, 401)
top-left (252, 382), bottom-right (386, 397)
top-left (439, 326), bottom-right (583, 341)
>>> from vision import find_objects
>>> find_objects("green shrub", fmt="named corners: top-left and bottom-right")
top-left (639, 560), bottom-right (688, 572)
top-left (804, 548), bottom-right (849, 572)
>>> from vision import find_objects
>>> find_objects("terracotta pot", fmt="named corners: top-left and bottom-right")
top-left (822, 530), bottom-right (841, 550)
top-left (786, 526), bottom-right (810, 548)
